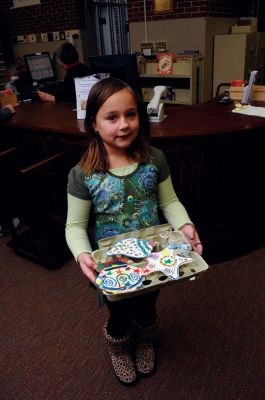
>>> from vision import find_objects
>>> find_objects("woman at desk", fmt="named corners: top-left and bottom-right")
top-left (37, 42), bottom-right (91, 103)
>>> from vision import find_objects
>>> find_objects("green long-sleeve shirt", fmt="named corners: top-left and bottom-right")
top-left (66, 147), bottom-right (192, 260)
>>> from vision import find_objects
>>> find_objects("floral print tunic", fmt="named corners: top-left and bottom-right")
top-left (67, 147), bottom-right (169, 246)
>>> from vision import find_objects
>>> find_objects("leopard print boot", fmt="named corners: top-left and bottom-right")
top-left (134, 316), bottom-right (159, 377)
top-left (103, 324), bottom-right (137, 386)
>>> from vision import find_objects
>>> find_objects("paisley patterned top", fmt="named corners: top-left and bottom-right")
top-left (67, 147), bottom-right (169, 246)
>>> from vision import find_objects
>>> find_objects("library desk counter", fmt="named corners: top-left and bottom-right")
top-left (1, 100), bottom-right (265, 263)
top-left (0, 102), bottom-right (87, 160)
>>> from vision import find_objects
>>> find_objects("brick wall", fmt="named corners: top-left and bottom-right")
top-left (127, 0), bottom-right (249, 22)
top-left (0, 1), bottom-right (253, 35)
top-left (0, 0), bottom-right (85, 36)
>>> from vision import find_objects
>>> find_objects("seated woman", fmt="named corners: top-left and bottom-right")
top-left (37, 42), bottom-right (91, 103)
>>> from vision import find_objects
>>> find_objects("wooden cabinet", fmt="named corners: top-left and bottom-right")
top-left (140, 56), bottom-right (204, 105)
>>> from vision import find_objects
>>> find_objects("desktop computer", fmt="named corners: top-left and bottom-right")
top-left (24, 52), bottom-right (57, 84)
top-left (16, 52), bottom-right (63, 101)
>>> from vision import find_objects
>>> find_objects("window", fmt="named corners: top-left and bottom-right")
top-left (90, 0), bottom-right (130, 55)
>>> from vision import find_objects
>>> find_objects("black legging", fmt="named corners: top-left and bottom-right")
top-left (105, 290), bottom-right (159, 339)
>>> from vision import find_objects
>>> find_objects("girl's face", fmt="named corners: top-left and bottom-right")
top-left (92, 88), bottom-right (139, 154)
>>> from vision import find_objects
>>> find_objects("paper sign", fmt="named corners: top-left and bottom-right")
top-left (74, 75), bottom-right (100, 119)
top-left (157, 53), bottom-right (173, 75)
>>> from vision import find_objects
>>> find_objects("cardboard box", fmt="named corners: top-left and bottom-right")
top-left (92, 224), bottom-right (208, 301)
top-left (231, 25), bottom-right (256, 34)
top-left (229, 85), bottom-right (265, 101)
top-left (0, 90), bottom-right (17, 107)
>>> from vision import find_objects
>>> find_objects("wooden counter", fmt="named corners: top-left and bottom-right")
top-left (4, 100), bottom-right (265, 137)
top-left (1, 100), bottom-right (265, 263)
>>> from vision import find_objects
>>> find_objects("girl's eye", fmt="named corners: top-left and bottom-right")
top-left (127, 111), bottom-right (137, 118)
top-left (106, 115), bottom-right (117, 121)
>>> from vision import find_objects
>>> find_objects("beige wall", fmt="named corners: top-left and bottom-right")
top-left (129, 18), bottom-right (207, 55)
top-left (129, 17), bottom-right (237, 101)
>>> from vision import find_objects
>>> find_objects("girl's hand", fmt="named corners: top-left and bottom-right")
top-left (179, 224), bottom-right (203, 255)
top-left (77, 252), bottom-right (98, 284)
top-left (37, 90), bottom-right (55, 102)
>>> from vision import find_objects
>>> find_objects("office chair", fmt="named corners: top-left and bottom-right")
top-left (1, 143), bottom-right (72, 269)
top-left (215, 82), bottom-right (231, 97)
top-left (0, 141), bottom-right (43, 238)
top-left (10, 150), bottom-right (72, 269)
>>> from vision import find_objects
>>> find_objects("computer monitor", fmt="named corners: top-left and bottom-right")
top-left (88, 54), bottom-right (142, 98)
top-left (24, 52), bottom-right (56, 84)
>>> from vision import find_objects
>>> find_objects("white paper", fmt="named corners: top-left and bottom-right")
top-left (232, 105), bottom-right (265, 118)
top-left (74, 75), bottom-right (100, 119)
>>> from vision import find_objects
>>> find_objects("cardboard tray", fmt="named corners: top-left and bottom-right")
top-left (92, 224), bottom-right (209, 301)
top-left (229, 85), bottom-right (265, 101)
top-left (0, 92), bottom-right (17, 107)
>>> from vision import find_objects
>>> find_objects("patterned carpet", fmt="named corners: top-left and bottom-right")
top-left (1, 233), bottom-right (264, 400)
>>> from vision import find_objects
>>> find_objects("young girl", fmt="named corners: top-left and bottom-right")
top-left (65, 78), bottom-right (203, 386)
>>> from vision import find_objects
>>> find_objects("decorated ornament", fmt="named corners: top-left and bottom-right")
top-left (106, 238), bottom-right (155, 258)
top-left (167, 241), bottom-right (191, 257)
top-left (97, 257), bottom-right (129, 272)
top-left (96, 264), bottom-right (144, 294)
top-left (143, 248), bottom-right (193, 280)
top-left (159, 232), bottom-right (192, 257)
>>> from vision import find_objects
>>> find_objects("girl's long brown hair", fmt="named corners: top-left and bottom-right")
top-left (79, 78), bottom-right (151, 174)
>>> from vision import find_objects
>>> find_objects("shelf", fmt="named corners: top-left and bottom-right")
top-left (140, 57), bottom-right (204, 105)
top-left (140, 74), bottom-right (191, 79)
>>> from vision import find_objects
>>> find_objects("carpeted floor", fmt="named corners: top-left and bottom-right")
top-left (1, 232), bottom-right (264, 400)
